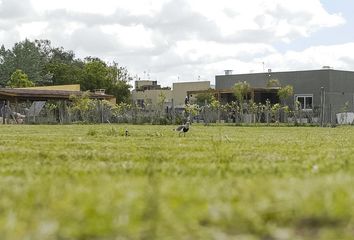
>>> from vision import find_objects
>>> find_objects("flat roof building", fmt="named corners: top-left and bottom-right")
top-left (215, 68), bottom-right (354, 122)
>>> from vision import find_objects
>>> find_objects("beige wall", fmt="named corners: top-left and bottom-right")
top-left (17, 84), bottom-right (81, 91)
top-left (132, 89), bottom-right (172, 109)
top-left (172, 81), bottom-right (210, 107)
top-left (135, 80), bottom-right (157, 89)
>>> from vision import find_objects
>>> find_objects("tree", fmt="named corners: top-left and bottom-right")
top-left (278, 85), bottom-right (294, 105)
top-left (233, 81), bottom-right (250, 104)
top-left (7, 69), bottom-right (34, 88)
top-left (267, 79), bottom-right (281, 88)
top-left (82, 59), bottom-right (131, 103)
top-left (107, 80), bottom-right (131, 103)
top-left (42, 41), bottom-right (85, 86)
top-left (278, 85), bottom-right (294, 123)
top-left (81, 59), bottom-right (111, 91)
top-left (195, 89), bottom-right (215, 106)
top-left (44, 62), bottom-right (84, 86)
top-left (0, 45), bottom-right (15, 86)
top-left (0, 39), bottom-right (132, 103)
top-left (11, 39), bottom-right (46, 84)
top-left (69, 91), bottom-right (93, 122)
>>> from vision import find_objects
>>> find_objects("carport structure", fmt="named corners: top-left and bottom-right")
top-left (0, 88), bottom-right (115, 124)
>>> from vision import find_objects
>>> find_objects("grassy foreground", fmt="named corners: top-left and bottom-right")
top-left (0, 124), bottom-right (354, 240)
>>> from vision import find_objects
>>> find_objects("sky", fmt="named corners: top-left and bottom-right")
top-left (1, 0), bottom-right (354, 87)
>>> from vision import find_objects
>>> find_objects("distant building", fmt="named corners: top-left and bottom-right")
top-left (132, 80), bottom-right (211, 110)
top-left (131, 80), bottom-right (172, 110)
top-left (172, 81), bottom-right (210, 108)
top-left (215, 68), bottom-right (354, 121)
top-left (135, 80), bottom-right (161, 91)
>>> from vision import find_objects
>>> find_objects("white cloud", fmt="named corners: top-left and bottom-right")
top-left (15, 21), bottom-right (48, 39)
top-left (31, 0), bottom-right (168, 16)
top-left (262, 43), bottom-right (354, 72)
top-left (0, 0), bottom-right (351, 87)
top-left (101, 24), bottom-right (155, 50)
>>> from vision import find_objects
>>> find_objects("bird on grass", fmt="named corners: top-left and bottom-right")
top-left (174, 121), bottom-right (190, 136)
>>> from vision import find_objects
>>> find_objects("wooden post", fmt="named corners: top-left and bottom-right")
top-left (33, 101), bottom-right (36, 123)
top-left (171, 99), bottom-right (175, 124)
top-left (100, 100), bottom-right (104, 124)
top-left (2, 100), bottom-right (5, 124)
top-left (6, 100), bottom-right (10, 124)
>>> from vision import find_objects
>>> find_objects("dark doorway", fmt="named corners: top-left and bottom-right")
top-left (254, 90), bottom-right (279, 104)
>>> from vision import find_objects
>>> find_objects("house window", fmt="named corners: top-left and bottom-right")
top-left (136, 99), bottom-right (144, 108)
top-left (295, 94), bottom-right (313, 110)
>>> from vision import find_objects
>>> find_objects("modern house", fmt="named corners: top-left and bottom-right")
top-left (172, 81), bottom-right (210, 108)
top-left (215, 68), bottom-right (354, 120)
top-left (131, 80), bottom-right (211, 110)
top-left (131, 80), bottom-right (172, 110)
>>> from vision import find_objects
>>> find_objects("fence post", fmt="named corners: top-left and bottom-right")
top-left (320, 87), bottom-right (325, 127)
top-left (172, 99), bottom-right (175, 124)
top-left (6, 100), bottom-right (10, 124)
top-left (100, 100), bottom-right (104, 123)
top-left (329, 104), bottom-right (332, 126)
top-left (2, 100), bottom-right (5, 124)
top-left (217, 92), bottom-right (221, 123)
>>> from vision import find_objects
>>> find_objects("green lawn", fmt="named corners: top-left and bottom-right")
top-left (0, 124), bottom-right (354, 240)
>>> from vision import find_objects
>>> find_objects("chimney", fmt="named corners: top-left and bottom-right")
top-left (224, 70), bottom-right (233, 75)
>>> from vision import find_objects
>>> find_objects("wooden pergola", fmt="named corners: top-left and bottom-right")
top-left (0, 88), bottom-right (115, 124)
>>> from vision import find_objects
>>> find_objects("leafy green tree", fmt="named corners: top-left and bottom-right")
top-left (42, 41), bottom-right (85, 86)
top-left (0, 45), bottom-right (15, 86)
top-left (81, 59), bottom-right (111, 91)
top-left (82, 59), bottom-right (131, 103)
top-left (1, 39), bottom-right (132, 103)
top-left (107, 80), bottom-right (131, 103)
top-left (7, 69), bottom-right (34, 88)
top-left (266, 79), bottom-right (281, 88)
top-left (69, 91), bottom-right (93, 122)
top-left (44, 62), bottom-right (84, 86)
top-left (278, 85), bottom-right (294, 105)
top-left (11, 39), bottom-right (46, 84)
top-left (233, 81), bottom-right (250, 104)
top-left (195, 89), bottom-right (215, 106)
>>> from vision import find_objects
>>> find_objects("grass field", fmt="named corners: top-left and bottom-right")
top-left (0, 124), bottom-right (354, 240)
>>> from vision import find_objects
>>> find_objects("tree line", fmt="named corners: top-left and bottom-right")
top-left (0, 39), bottom-right (131, 103)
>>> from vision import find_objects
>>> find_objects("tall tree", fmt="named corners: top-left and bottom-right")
top-left (0, 45), bottom-right (13, 87)
top-left (11, 39), bottom-right (46, 84)
top-left (7, 69), bottom-right (34, 88)
top-left (44, 62), bottom-right (84, 86)
top-left (233, 81), bottom-right (250, 104)
top-left (81, 58), bottom-right (111, 91)
top-left (0, 39), bottom-right (132, 103)
top-left (81, 59), bottom-right (131, 103)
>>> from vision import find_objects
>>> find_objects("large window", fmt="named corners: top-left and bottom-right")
top-left (295, 94), bottom-right (313, 110)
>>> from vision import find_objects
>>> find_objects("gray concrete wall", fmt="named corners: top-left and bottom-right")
top-left (215, 70), bottom-right (330, 108)
top-left (327, 70), bottom-right (354, 114)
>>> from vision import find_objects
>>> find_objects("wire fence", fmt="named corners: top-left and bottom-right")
top-left (0, 100), bottom-right (319, 125)
top-left (1, 90), bottom-right (353, 126)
